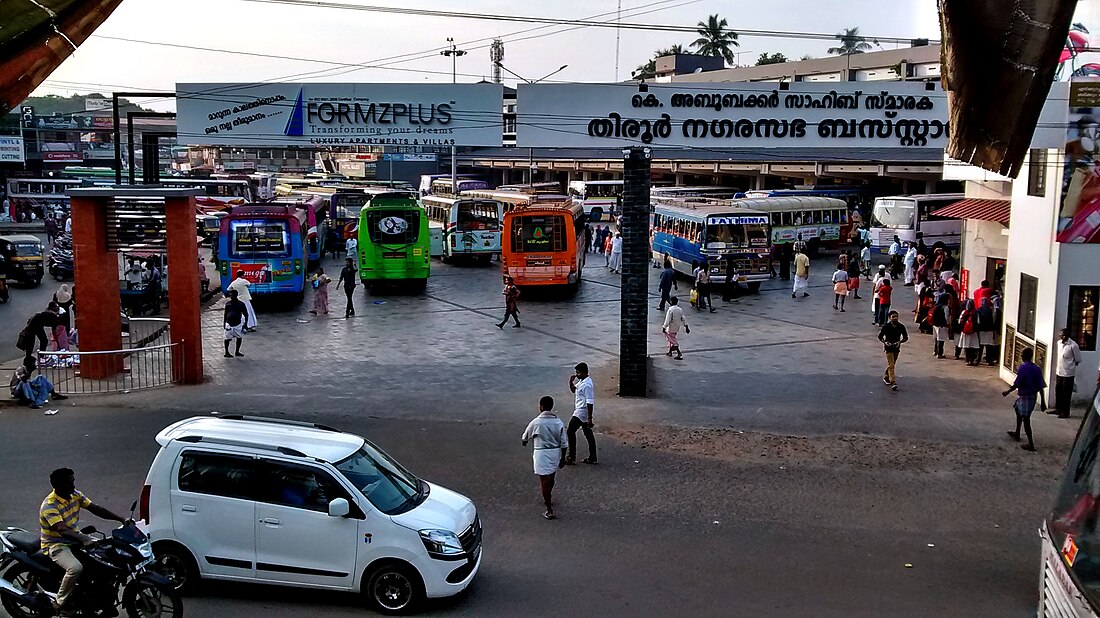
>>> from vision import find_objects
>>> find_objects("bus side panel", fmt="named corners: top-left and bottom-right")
top-left (652, 231), bottom-right (703, 277)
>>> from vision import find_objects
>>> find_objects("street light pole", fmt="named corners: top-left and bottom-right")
top-left (495, 62), bottom-right (568, 187)
top-left (441, 38), bottom-right (468, 189)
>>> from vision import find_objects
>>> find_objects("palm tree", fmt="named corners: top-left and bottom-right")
top-left (632, 46), bottom-right (685, 80)
top-left (691, 14), bottom-right (739, 65)
top-left (828, 27), bottom-right (872, 55)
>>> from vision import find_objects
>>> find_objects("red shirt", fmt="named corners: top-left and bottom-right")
top-left (973, 286), bottom-right (991, 307)
top-left (878, 285), bottom-right (893, 305)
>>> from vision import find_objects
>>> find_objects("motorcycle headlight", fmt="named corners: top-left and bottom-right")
top-left (138, 541), bottom-right (154, 559)
top-left (418, 529), bottom-right (463, 557)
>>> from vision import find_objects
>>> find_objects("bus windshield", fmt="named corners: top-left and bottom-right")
top-left (871, 201), bottom-right (914, 228)
top-left (365, 209), bottom-right (421, 245)
top-left (332, 194), bottom-right (369, 220)
top-left (456, 201), bottom-right (499, 232)
top-left (511, 215), bottom-right (565, 252)
top-left (1048, 390), bottom-right (1100, 606)
top-left (706, 222), bottom-right (769, 249)
top-left (230, 220), bottom-right (290, 258)
top-left (585, 184), bottom-right (622, 198)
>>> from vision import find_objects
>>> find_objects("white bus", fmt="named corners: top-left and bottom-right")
top-left (156, 178), bottom-right (255, 208)
top-left (4, 178), bottom-right (84, 221)
top-left (567, 180), bottom-right (623, 222)
top-left (869, 194), bottom-right (966, 251)
top-left (422, 194), bottom-right (503, 262)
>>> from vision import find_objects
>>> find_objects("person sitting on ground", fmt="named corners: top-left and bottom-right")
top-left (9, 366), bottom-right (67, 409)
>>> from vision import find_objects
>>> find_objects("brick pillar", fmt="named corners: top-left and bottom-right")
top-left (71, 196), bottom-right (123, 379)
top-left (164, 196), bottom-right (204, 384)
top-left (618, 147), bottom-right (651, 397)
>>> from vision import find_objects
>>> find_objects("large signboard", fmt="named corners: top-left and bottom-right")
top-left (0, 137), bottom-right (25, 163)
top-left (516, 82), bottom-right (949, 149)
top-left (176, 83), bottom-right (504, 147)
top-left (1058, 80), bottom-right (1100, 243)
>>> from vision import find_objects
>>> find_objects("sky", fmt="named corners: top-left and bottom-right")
top-left (32, 0), bottom-right (942, 112)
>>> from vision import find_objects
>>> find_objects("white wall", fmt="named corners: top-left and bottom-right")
top-left (1001, 149), bottom-right (1063, 384)
top-left (959, 219), bottom-right (1009, 296)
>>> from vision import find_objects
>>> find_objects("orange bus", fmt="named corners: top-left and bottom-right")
top-left (501, 195), bottom-right (586, 291)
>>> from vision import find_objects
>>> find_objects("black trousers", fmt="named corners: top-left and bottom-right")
top-left (344, 287), bottom-right (355, 316)
top-left (567, 416), bottom-right (597, 462)
top-left (1056, 375), bottom-right (1076, 417)
top-left (659, 288), bottom-right (672, 310)
top-left (499, 308), bottom-right (520, 326)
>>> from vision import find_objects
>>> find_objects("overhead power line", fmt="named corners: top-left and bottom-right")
top-left (234, 0), bottom-right (937, 45)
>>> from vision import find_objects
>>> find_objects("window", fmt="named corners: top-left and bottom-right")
top-left (456, 201), bottom-right (500, 231)
top-left (177, 452), bottom-right (256, 500)
top-left (256, 460), bottom-right (352, 512)
top-left (365, 209), bottom-right (420, 245)
top-left (1068, 286), bottom-right (1099, 351)
top-left (511, 214), bottom-right (565, 252)
top-left (335, 442), bottom-right (424, 516)
top-left (1028, 148), bottom-right (1047, 197)
top-left (1018, 273), bottom-right (1039, 339)
top-left (231, 220), bottom-right (290, 258)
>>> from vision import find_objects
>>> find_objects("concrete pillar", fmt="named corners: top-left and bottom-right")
top-left (70, 196), bottom-right (123, 379)
top-left (164, 196), bottom-right (204, 384)
top-left (618, 147), bottom-right (651, 397)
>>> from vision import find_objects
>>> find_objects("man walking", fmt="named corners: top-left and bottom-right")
top-left (522, 395), bottom-right (568, 520)
top-left (878, 310), bottom-right (908, 391)
top-left (793, 233), bottom-right (807, 256)
top-left (791, 245), bottom-right (810, 299)
top-left (658, 259), bottom-right (677, 311)
top-left (337, 258), bottom-right (357, 319)
top-left (223, 289), bottom-right (247, 358)
top-left (694, 260), bottom-right (714, 312)
top-left (609, 232), bottom-right (623, 273)
top-left (496, 276), bottom-right (521, 329)
top-left (1003, 347), bottom-right (1046, 451)
top-left (903, 242), bottom-right (918, 286)
top-left (662, 296), bottom-right (689, 360)
top-left (566, 362), bottom-right (597, 465)
top-left (888, 234), bottom-right (903, 279)
top-left (1053, 328), bottom-right (1082, 419)
top-left (227, 270), bottom-right (258, 331)
top-left (345, 234), bottom-right (359, 264)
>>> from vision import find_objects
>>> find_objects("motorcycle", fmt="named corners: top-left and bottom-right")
top-left (48, 234), bottom-right (74, 282)
top-left (0, 503), bottom-right (181, 617)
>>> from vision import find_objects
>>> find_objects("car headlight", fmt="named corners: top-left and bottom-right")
top-left (419, 529), bottom-right (463, 557)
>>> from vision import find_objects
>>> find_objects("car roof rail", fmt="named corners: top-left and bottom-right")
top-left (174, 435), bottom-right (308, 458)
top-left (216, 414), bottom-right (339, 432)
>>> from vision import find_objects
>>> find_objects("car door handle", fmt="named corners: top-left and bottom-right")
top-left (181, 505), bottom-right (197, 513)
top-left (260, 518), bottom-right (280, 525)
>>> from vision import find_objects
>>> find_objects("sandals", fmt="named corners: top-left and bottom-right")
top-left (543, 511), bottom-right (556, 520)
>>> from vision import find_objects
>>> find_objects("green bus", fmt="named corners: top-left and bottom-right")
top-left (357, 193), bottom-right (431, 291)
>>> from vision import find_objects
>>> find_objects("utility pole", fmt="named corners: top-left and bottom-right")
top-left (441, 38), bottom-right (467, 190)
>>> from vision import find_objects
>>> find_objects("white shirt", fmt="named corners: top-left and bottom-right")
top-left (522, 413), bottom-right (567, 450)
top-left (663, 304), bottom-right (687, 334)
top-left (125, 264), bottom-right (145, 285)
top-left (573, 376), bottom-right (594, 422)
top-left (345, 237), bottom-right (358, 258)
top-left (904, 247), bottom-right (918, 267)
top-left (228, 277), bottom-right (253, 302)
top-left (611, 237), bottom-right (622, 254)
top-left (860, 247), bottom-right (871, 263)
top-left (64, 217), bottom-right (72, 234)
top-left (1057, 338), bottom-right (1083, 378)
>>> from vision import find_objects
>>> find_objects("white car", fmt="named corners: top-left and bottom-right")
top-left (139, 415), bottom-right (482, 614)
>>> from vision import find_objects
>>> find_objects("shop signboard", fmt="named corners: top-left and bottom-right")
top-left (176, 83), bottom-right (504, 147)
top-left (1058, 79), bottom-right (1100, 243)
top-left (0, 137), bottom-right (25, 163)
top-left (516, 82), bottom-right (950, 149)
top-left (42, 151), bottom-right (83, 162)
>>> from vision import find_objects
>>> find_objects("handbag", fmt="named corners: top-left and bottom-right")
top-left (689, 288), bottom-right (699, 306)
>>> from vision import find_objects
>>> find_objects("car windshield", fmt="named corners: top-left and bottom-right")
top-left (335, 442), bottom-right (424, 515)
top-left (13, 242), bottom-right (40, 257)
top-left (871, 202), bottom-right (914, 229)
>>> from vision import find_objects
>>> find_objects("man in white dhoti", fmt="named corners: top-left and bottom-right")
top-left (791, 246), bottom-right (810, 298)
top-left (522, 396), bottom-right (568, 520)
top-left (227, 270), bottom-right (258, 331)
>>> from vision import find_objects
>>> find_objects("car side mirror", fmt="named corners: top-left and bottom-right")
top-left (328, 498), bottom-right (350, 518)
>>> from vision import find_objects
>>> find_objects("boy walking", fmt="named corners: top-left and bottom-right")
top-left (878, 310), bottom-right (908, 391)
top-left (522, 396), bottom-right (568, 520)
top-left (496, 276), bottom-right (521, 329)
top-left (1003, 347), bottom-right (1046, 451)
top-left (566, 362), bottom-right (597, 465)
top-left (337, 258), bottom-right (357, 318)
top-left (662, 296), bottom-right (690, 360)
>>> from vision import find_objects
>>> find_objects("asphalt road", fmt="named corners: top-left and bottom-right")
top-left (0, 233), bottom-right (59, 363)
top-left (0, 403), bottom-right (1058, 617)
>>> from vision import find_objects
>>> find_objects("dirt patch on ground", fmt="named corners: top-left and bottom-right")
top-left (603, 423), bottom-right (1068, 476)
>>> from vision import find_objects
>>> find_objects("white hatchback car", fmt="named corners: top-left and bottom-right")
top-left (139, 415), bottom-right (482, 614)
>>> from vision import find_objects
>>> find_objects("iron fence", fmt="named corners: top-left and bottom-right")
top-left (125, 317), bottom-right (171, 349)
top-left (38, 342), bottom-right (183, 395)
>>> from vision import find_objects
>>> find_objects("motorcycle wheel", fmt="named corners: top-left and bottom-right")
top-left (121, 580), bottom-right (183, 618)
top-left (0, 564), bottom-right (50, 618)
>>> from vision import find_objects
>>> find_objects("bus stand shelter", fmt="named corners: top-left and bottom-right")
top-left (67, 187), bottom-right (204, 384)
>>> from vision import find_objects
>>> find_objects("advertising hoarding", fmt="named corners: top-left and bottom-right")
top-left (516, 82), bottom-right (949, 149)
top-left (1059, 80), bottom-right (1100, 243)
top-left (176, 83), bottom-right (504, 147)
top-left (0, 137), bottom-right (25, 163)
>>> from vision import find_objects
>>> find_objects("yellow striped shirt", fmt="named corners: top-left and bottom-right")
top-left (40, 490), bottom-right (92, 550)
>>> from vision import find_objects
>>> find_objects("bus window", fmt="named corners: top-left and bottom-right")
top-left (511, 214), bottom-right (565, 252)
top-left (707, 223), bottom-right (744, 246)
top-left (230, 220), bottom-right (290, 257)
top-left (840, 210), bottom-right (849, 224)
top-left (821, 211), bottom-right (832, 224)
top-left (456, 201), bottom-right (500, 231)
top-left (333, 194), bottom-right (369, 220)
top-left (365, 210), bottom-right (421, 245)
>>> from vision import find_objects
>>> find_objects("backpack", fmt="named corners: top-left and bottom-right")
top-left (961, 312), bottom-right (976, 334)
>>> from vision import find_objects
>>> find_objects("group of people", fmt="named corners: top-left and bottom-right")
top-left (587, 224), bottom-right (624, 274)
top-left (11, 299), bottom-right (70, 409)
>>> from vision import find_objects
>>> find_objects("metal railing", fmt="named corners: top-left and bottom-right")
top-left (38, 342), bottom-right (183, 395)
top-left (125, 317), bottom-right (171, 349)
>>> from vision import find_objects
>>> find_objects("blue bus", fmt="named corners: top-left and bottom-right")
top-left (651, 199), bottom-right (772, 292)
top-left (216, 204), bottom-right (310, 300)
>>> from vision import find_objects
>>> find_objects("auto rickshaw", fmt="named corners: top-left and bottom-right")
top-left (0, 234), bottom-right (44, 286)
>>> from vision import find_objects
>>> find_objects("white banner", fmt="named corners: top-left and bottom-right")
top-left (0, 136), bottom-right (25, 162)
top-left (517, 82), bottom-right (950, 149)
top-left (176, 83), bottom-right (503, 147)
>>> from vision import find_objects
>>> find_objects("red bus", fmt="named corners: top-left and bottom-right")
top-left (501, 195), bottom-right (586, 291)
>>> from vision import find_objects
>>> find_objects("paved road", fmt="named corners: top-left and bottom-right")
top-left (0, 404), bottom-right (1061, 617)
top-left (0, 234), bottom-right (58, 363)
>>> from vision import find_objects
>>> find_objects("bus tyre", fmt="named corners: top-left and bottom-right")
top-left (747, 282), bottom-right (761, 293)
top-left (413, 280), bottom-right (428, 294)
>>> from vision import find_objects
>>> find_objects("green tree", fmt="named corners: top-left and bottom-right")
top-left (827, 27), bottom-right (872, 55)
top-left (755, 52), bottom-right (788, 66)
top-left (691, 14), bottom-right (739, 65)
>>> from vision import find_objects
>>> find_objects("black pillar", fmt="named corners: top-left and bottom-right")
top-left (618, 147), bottom-right (651, 397)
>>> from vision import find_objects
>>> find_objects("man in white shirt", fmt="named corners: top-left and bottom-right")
top-left (903, 242), bottom-right (918, 286)
top-left (226, 270), bottom-right (258, 331)
top-left (859, 243), bottom-right (872, 280)
top-left (522, 395), bottom-right (568, 520)
top-left (64, 215), bottom-right (72, 235)
top-left (1053, 328), bottom-right (1083, 419)
top-left (662, 296), bottom-right (689, 360)
top-left (888, 235), bottom-right (902, 279)
top-left (608, 233), bottom-right (623, 274)
top-left (345, 235), bottom-right (359, 262)
top-left (124, 258), bottom-right (146, 290)
top-left (566, 362), bottom-right (597, 465)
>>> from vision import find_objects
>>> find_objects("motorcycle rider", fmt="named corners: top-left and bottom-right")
top-left (40, 468), bottom-right (126, 615)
